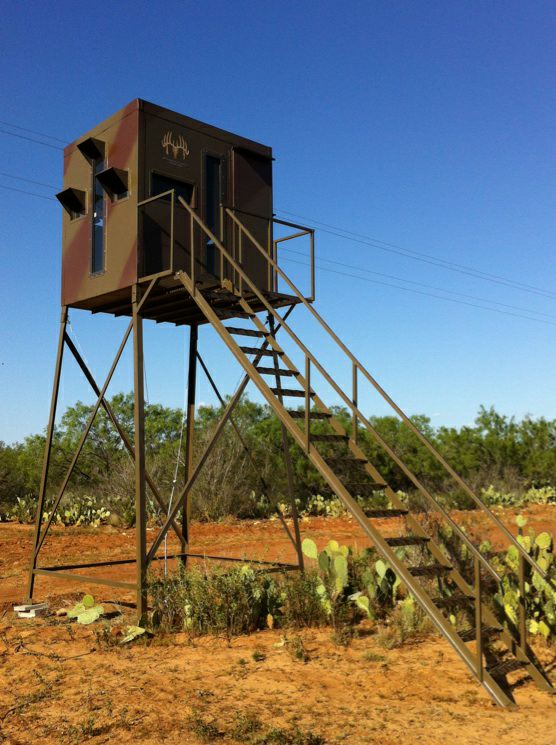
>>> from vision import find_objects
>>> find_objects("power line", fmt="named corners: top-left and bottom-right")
top-left (0, 175), bottom-right (552, 324)
top-left (0, 116), bottom-right (551, 301)
top-left (0, 183), bottom-right (56, 201)
top-left (281, 255), bottom-right (556, 327)
top-left (276, 209), bottom-right (556, 301)
top-left (0, 119), bottom-right (68, 145)
top-left (0, 171), bottom-right (58, 190)
top-left (280, 245), bottom-right (556, 321)
top-left (0, 128), bottom-right (64, 151)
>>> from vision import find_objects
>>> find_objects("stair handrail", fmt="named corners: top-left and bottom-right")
top-left (224, 205), bottom-right (551, 585)
top-left (176, 196), bottom-right (501, 583)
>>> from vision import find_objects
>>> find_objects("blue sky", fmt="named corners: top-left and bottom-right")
top-left (1, 1), bottom-right (555, 444)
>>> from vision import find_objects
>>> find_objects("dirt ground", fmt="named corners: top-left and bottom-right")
top-left (1, 505), bottom-right (556, 743)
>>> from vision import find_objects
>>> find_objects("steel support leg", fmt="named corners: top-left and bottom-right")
top-left (146, 302), bottom-right (296, 564)
top-left (268, 314), bottom-right (304, 571)
top-left (63, 332), bottom-right (185, 544)
top-left (181, 324), bottom-right (198, 562)
top-left (26, 307), bottom-right (68, 601)
top-left (196, 349), bottom-right (298, 552)
top-left (133, 286), bottom-right (147, 621)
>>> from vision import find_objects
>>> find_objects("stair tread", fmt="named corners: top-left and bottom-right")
top-left (226, 326), bottom-right (265, 338)
top-left (364, 508), bottom-right (408, 518)
top-left (271, 388), bottom-right (308, 397)
top-left (409, 564), bottom-right (452, 577)
top-left (256, 367), bottom-right (297, 377)
top-left (288, 410), bottom-right (331, 419)
top-left (459, 625), bottom-right (501, 643)
top-left (385, 536), bottom-right (430, 547)
top-left (488, 658), bottom-right (528, 678)
top-left (434, 592), bottom-right (474, 609)
top-left (346, 481), bottom-right (386, 490)
top-left (240, 346), bottom-right (282, 356)
top-left (325, 455), bottom-right (367, 464)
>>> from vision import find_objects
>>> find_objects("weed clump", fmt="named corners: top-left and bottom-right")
top-left (375, 598), bottom-right (433, 649)
top-left (280, 570), bottom-right (328, 628)
top-left (188, 710), bottom-right (222, 741)
top-left (150, 564), bottom-right (281, 639)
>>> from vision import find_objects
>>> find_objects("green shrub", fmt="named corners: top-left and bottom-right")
top-left (491, 516), bottom-right (556, 640)
top-left (375, 597), bottom-right (432, 648)
top-left (8, 492), bottom-right (110, 527)
top-left (524, 486), bottom-right (556, 505)
top-left (480, 484), bottom-right (523, 508)
top-left (279, 570), bottom-right (328, 628)
top-left (150, 564), bottom-right (281, 639)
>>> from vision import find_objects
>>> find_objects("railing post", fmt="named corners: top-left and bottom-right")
top-left (352, 362), bottom-right (358, 445)
top-left (474, 555), bottom-right (483, 682)
top-left (190, 213), bottom-right (195, 297)
top-left (238, 227), bottom-right (243, 295)
top-left (305, 356), bottom-right (311, 454)
top-left (219, 203), bottom-right (224, 282)
top-left (267, 217), bottom-right (272, 292)
top-left (310, 229), bottom-right (315, 302)
top-left (519, 552), bottom-right (527, 648)
top-left (170, 189), bottom-right (175, 273)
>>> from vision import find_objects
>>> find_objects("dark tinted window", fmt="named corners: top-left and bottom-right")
top-left (91, 158), bottom-right (105, 274)
top-left (151, 173), bottom-right (194, 203)
top-left (205, 155), bottom-right (222, 276)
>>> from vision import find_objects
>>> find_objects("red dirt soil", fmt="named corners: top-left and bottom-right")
top-left (1, 503), bottom-right (554, 607)
top-left (1, 505), bottom-right (555, 743)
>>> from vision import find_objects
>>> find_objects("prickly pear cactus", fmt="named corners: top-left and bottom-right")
top-left (67, 594), bottom-right (104, 625)
top-left (492, 516), bottom-right (556, 640)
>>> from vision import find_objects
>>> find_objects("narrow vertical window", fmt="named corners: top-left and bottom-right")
top-left (92, 157), bottom-right (105, 274)
top-left (205, 155), bottom-right (222, 276)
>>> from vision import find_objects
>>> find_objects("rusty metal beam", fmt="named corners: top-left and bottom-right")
top-left (182, 324), bottom-right (198, 561)
top-left (63, 332), bottom-right (185, 544)
top-left (132, 284), bottom-right (148, 621)
top-left (32, 279), bottom-right (157, 565)
top-left (146, 308), bottom-right (293, 564)
top-left (26, 307), bottom-right (68, 601)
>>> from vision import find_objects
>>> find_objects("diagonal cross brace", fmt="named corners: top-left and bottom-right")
top-left (34, 279), bottom-right (158, 558)
top-left (64, 333), bottom-right (185, 544)
top-left (196, 343), bottom-right (299, 553)
top-left (146, 308), bottom-right (293, 564)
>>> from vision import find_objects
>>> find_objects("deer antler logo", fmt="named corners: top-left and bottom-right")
top-left (161, 131), bottom-right (190, 160)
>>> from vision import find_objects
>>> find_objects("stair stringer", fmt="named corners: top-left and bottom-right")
top-left (176, 272), bottom-right (522, 708)
top-left (238, 296), bottom-right (553, 694)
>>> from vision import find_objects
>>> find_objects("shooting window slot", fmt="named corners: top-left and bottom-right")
top-left (55, 187), bottom-right (87, 220)
top-left (96, 167), bottom-right (129, 201)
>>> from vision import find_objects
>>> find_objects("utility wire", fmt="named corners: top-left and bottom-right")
top-left (1, 176), bottom-right (553, 325)
top-left (0, 119), bottom-right (68, 144)
top-left (0, 171), bottom-right (57, 190)
top-left (280, 245), bottom-right (556, 321)
top-left (0, 115), bottom-right (550, 301)
top-left (282, 255), bottom-right (556, 327)
top-left (276, 209), bottom-right (556, 301)
top-left (0, 117), bottom-right (552, 307)
top-left (0, 128), bottom-right (64, 151)
top-left (0, 183), bottom-right (56, 201)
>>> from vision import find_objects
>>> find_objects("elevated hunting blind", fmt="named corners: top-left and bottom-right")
top-left (56, 99), bottom-right (285, 323)
top-left (28, 100), bottom-right (554, 708)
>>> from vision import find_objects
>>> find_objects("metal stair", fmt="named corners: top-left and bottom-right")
top-left (169, 196), bottom-right (554, 707)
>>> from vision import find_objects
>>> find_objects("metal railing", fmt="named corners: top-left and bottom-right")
top-left (224, 206), bottom-right (552, 583)
top-left (175, 200), bottom-right (493, 574)
top-left (153, 195), bottom-right (547, 658)
top-left (137, 193), bottom-right (316, 300)
top-left (137, 189), bottom-right (177, 280)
